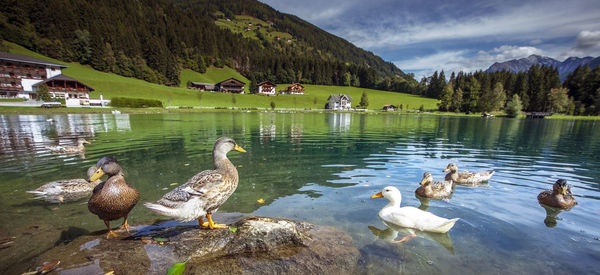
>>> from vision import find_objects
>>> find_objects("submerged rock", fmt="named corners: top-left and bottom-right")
top-left (29, 216), bottom-right (359, 274)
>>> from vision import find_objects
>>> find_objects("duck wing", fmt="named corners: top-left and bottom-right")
top-left (383, 206), bottom-right (458, 233)
top-left (159, 170), bottom-right (224, 204)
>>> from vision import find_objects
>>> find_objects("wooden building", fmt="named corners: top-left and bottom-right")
top-left (0, 52), bottom-right (66, 99)
top-left (33, 74), bottom-right (94, 100)
top-left (326, 94), bottom-right (352, 110)
top-left (188, 82), bottom-right (215, 91)
top-left (216, 78), bottom-right (245, 94)
top-left (279, 83), bottom-right (304, 95)
top-left (257, 81), bottom-right (277, 95)
top-left (382, 104), bottom-right (397, 111)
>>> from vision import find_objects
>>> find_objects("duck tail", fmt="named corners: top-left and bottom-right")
top-left (436, 218), bottom-right (460, 233)
top-left (144, 202), bottom-right (177, 216)
top-left (26, 190), bottom-right (46, 196)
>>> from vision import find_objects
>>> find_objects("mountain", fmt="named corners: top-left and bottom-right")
top-left (0, 0), bottom-right (412, 89)
top-left (486, 54), bottom-right (600, 81)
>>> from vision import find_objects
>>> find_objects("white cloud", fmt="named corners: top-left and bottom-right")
top-left (396, 45), bottom-right (544, 79)
top-left (557, 30), bottom-right (600, 59)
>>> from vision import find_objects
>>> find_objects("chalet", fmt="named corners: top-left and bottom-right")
top-left (382, 104), bottom-right (397, 111)
top-left (33, 74), bottom-right (94, 100)
top-left (188, 82), bottom-right (215, 91)
top-left (216, 78), bottom-right (245, 94)
top-left (0, 52), bottom-right (68, 99)
top-left (326, 94), bottom-right (352, 110)
top-left (279, 83), bottom-right (304, 95)
top-left (257, 81), bottom-right (277, 96)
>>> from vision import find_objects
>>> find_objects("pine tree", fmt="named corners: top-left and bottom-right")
top-left (359, 91), bottom-right (369, 108)
top-left (505, 94), bottom-right (523, 118)
top-left (438, 82), bottom-right (454, 111)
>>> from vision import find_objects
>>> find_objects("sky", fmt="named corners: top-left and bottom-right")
top-left (259, 0), bottom-right (600, 79)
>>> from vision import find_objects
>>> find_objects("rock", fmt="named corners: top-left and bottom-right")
top-left (28, 216), bottom-right (359, 274)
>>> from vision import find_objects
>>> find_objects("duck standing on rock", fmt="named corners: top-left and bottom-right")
top-left (145, 137), bottom-right (246, 229)
top-left (46, 138), bottom-right (90, 154)
top-left (27, 166), bottom-right (101, 203)
top-left (538, 179), bottom-right (577, 209)
top-left (443, 163), bottom-right (494, 185)
top-left (371, 186), bottom-right (459, 242)
top-left (415, 172), bottom-right (453, 199)
top-left (88, 157), bottom-right (139, 239)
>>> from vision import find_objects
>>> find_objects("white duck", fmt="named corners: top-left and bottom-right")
top-left (371, 186), bottom-right (459, 242)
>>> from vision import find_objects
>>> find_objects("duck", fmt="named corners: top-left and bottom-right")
top-left (415, 172), bottom-right (453, 199)
top-left (371, 186), bottom-right (459, 242)
top-left (27, 166), bottom-right (101, 203)
top-left (537, 179), bottom-right (577, 209)
top-left (145, 137), bottom-right (246, 229)
top-left (443, 163), bottom-right (494, 185)
top-left (88, 156), bottom-right (139, 239)
top-left (46, 138), bottom-right (90, 154)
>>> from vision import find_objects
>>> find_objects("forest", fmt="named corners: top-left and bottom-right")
top-left (421, 65), bottom-right (600, 116)
top-left (0, 0), bottom-right (418, 91)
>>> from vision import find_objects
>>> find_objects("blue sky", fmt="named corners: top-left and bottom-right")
top-left (259, 0), bottom-right (600, 79)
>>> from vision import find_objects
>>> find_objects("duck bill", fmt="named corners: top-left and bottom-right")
top-left (83, 140), bottom-right (91, 144)
top-left (561, 189), bottom-right (568, 195)
top-left (443, 168), bottom-right (449, 172)
top-left (89, 168), bottom-right (105, 181)
top-left (370, 192), bottom-right (383, 199)
top-left (419, 179), bottom-right (427, 186)
top-left (234, 144), bottom-right (246, 153)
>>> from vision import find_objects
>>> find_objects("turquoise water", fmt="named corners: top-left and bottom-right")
top-left (0, 112), bottom-right (599, 274)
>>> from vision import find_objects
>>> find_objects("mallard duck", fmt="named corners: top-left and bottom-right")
top-left (88, 157), bottom-right (139, 239)
top-left (415, 172), bottom-right (453, 199)
top-left (371, 186), bottom-right (458, 242)
top-left (145, 137), bottom-right (246, 229)
top-left (27, 166), bottom-right (101, 203)
top-left (46, 138), bottom-right (90, 154)
top-left (443, 163), bottom-right (494, 185)
top-left (537, 179), bottom-right (577, 209)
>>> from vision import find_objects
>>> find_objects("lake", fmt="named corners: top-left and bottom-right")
top-left (1, 112), bottom-right (599, 274)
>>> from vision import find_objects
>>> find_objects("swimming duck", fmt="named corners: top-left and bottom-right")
top-left (371, 186), bottom-right (459, 242)
top-left (88, 157), bottom-right (139, 239)
top-left (415, 172), bottom-right (453, 199)
top-left (145, 137), bottom-right (246, 229)
top-left (537, 179), bottom-right (577, 209)
top-left (46, 138), bottom-right (90, 154)
top-left (27, 166), bottom-right (101, 203)
top-left (443, 163), bottom-right (494, 185)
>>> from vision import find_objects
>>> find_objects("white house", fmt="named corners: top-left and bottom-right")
top-left (0, 52), bottom-right (68, 99)
top-left (326, 94), bottom-right (352, 110)
top-left (257, 81), bottom-right (277, 95)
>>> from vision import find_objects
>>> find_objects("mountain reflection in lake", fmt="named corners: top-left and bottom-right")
top-left (0, 112), bottom-right (599, 274)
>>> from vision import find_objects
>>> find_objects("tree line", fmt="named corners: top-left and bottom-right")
top-left (421, 65), bottom-right (600, 116)
top-left (0, 0), bottom-right (415, 90)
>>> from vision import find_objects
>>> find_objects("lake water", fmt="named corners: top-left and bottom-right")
top-left (1, 112), bottom-right (599, 274)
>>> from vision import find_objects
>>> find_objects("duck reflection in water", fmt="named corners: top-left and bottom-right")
top-left (368, 222), bottom-right (455, 253)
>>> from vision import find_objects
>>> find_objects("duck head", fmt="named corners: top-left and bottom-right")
top-left (553, 179), bottom-right (570, 195)
top-left (443, 163), bottom-right (458, 173)
top-left (77, 138), bottom-right (91, 145)
top-left (371, 186), bottom-right (402, 206)
top-left (89, 156), bottom-right (122, 181)
top-left (420, 172), bottom-right (434, 186)
top-left (213, 137), bottom-right (246, 160)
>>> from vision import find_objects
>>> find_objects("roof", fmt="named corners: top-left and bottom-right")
top-left (0, 52), bottom-right (67, 68)
top-left (33, 74), bottom-right (94, 91)
top-left (258, 81), bottom-right (276, 86)
top-left (217, 78), bottom-right (246, 85)
top-left (190, 82), bottom-right (215, 86)
top-left (328, 94), bottom-right (352, 101)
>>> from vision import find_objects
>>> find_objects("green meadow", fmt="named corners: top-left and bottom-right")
top-left (4, 42), bottom-right (439, 110)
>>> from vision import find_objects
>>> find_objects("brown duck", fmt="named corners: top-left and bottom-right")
top-left (537, 179), bottom-right (577, 209)
top-left (415, 172), bottom-right (453, 199)
top-left (88, 156), bottom-right (139, 239)
top-left (145, 137), bottom-right (246, 229)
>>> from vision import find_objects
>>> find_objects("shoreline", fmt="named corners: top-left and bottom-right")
top-left (0, 106), bottom-right (598, 120)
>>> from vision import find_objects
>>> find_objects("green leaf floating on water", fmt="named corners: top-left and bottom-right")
top-left (229, 226), bottom-right (237, 233)
top-left (153, 237), bottom-right (168, 242)
top-left (167, 262), bottom-right (186, 275)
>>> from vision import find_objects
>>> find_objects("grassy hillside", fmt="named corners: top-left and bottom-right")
top-left (5, 42), bottom-right (438, 110)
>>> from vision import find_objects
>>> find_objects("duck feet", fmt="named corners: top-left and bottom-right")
top-left (392, 233), bottom-right (417, 243)
top-left (118, 216), bottom-right (132, 233)
top-left (104, 220), bottom-right (119, 239)
top-left (202, 213), bottom-right (227, 229)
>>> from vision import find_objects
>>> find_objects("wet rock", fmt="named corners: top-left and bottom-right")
top-left (29, 216), bottom-right (359, 274)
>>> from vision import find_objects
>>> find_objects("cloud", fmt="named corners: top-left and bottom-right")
top-left (574, 30), bottom-right (600, 50)
top-left (396, 45), bottom-right (544, 79)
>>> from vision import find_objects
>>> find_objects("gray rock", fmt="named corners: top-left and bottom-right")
top-left (29, 216), bottom-right (359, 274)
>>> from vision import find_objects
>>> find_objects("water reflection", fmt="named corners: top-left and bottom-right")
top-left (329, 113), bottom-right (351, 132)
top-left (540, 204), bottom-right (568, 228)
top-left (368, 222), bottom-right (454, 253)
